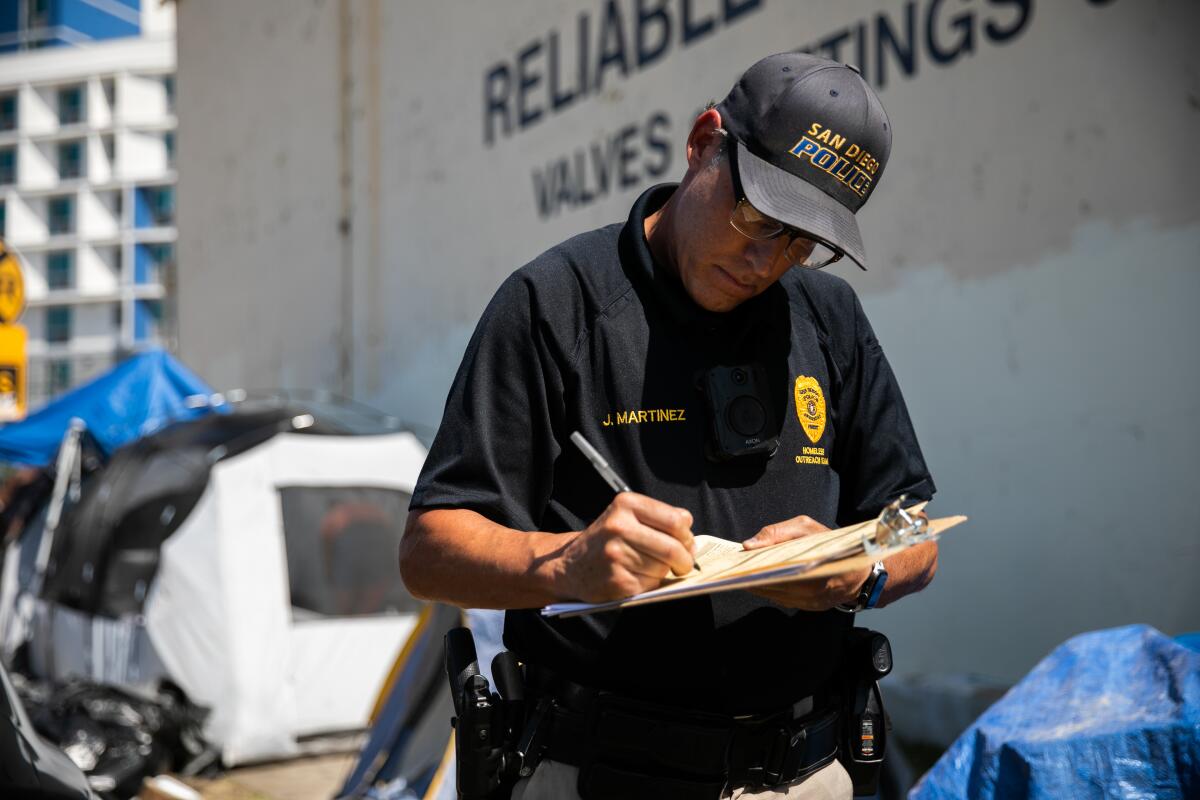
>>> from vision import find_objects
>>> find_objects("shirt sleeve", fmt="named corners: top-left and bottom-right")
top-left (409, 272), bottom-right (565, 532)
top-left (832, 293), bottom-right (936, 526)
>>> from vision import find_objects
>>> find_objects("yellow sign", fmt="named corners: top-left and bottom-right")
top-left (0, 324), bottom-right (27, 422)
top-left (793, 375), bottom-right (826, 445)
top-left (0, 240), bottom-right (26, 324)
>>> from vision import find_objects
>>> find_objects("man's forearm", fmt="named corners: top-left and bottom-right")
top-left (399, 508), bottom-right (574, 609)
top-left (876, 540), bottom-right (938, 608)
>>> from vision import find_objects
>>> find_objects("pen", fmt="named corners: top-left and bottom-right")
top-left (570, 431), bottom-right (700, 573)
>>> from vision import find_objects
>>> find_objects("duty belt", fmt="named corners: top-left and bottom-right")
top-left (526, 670), bottom-right (840, 791)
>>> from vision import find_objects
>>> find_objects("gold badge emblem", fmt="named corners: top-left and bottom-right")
top-left (794, 376), bottom-right (826, 444)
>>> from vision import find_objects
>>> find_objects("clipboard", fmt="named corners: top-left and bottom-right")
top-left (541, 498), bottom-right (966, 618)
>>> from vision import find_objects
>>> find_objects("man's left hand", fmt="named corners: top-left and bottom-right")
top-left (741, 511), bottom-right (939, 611)
top-left (741, 515), bottom-right (871, 611)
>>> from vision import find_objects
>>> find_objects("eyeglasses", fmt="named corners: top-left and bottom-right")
top-left (729, 200), bottom-right (842, 269)
top-left (726, 138), bottom-right (843, 270)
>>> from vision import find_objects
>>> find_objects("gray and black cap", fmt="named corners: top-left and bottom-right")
top-left (716, 52), bottom-right (892, 270)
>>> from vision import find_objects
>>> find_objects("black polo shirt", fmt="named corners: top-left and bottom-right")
top-left (411, 184), bottom-right (934, 713)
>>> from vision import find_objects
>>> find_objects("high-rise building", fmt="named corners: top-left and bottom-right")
top-left (0, 1), bottom-right (175, 408)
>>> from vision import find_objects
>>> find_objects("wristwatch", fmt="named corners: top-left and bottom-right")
top-left (836, 561), bottom-right (887, 613)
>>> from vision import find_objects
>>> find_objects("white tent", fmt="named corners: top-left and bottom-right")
top-left (1, 428), bottom-right (429, 766)
top-left (147, 431), bottom-right (427, 763)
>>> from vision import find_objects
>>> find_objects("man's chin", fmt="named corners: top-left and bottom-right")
top-left (681, 270), bottom-right (758, 312)
top-left (715, 266), bottom-right (762, 298)
top-left (694, 291), bottom-right (749, 313)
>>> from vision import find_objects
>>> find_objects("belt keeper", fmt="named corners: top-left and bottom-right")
top-left (763, 726), bottom-right (790, 786)
top-left (763, 723), bottom-right (809, 786)
top-left (781, 726), bottom-right (808, 783)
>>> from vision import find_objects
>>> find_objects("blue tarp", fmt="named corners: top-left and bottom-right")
top-left (1176, 632), bottom-right (1200, 654)
top-left (911, 624), bottom-right (1200, 800)
top-left (0, 349), bottom-right (217, 465)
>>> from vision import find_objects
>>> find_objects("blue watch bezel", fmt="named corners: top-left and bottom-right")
top-left (864, 564), bottom-right (888, 609)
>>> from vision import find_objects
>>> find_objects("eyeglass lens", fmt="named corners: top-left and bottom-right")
top-left (729, 200), bottom-right (839, 269)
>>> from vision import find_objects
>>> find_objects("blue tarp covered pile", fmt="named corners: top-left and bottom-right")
top-left (0, 349), bottom-right (217, 465)
top-left (912, 624), bottom-right (1200, 799)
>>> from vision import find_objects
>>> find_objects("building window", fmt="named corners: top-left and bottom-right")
top-left (58, 140), bottom-right (84, 180)
top-left (0, 201), bottom-right (6, 238)
top-left (46, 306), bottom-right (71, 343)
top-left (47, 250), bottom-right (73, 289)
top-left (48, 359), bottom-right (72, 395)
top-left (148, 242), bottom-right (173, 284)
top-left (163, 131), bottom-right (175, 168)
top-left (148, 242), bottom-right (174, 266)
top-left (112, 302), bottom-right (122, 332)
top-left (57, 85), bottom-right (85, 126)
top-left (26, 0), bottom-right (51, 29)
top-left (148, 186), bottom-right (174, 226)
top-left (0, 94), bottom-right (16, 132)
top-left (48, 195), bottom-right (74, 235)
top-left (163, 75), bottom-right (175, 114)
top-left (0, 148), bottom-right (14, 186)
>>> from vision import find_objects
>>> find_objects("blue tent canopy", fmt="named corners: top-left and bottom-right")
top-left (0, 349), bottom-right (219, 466)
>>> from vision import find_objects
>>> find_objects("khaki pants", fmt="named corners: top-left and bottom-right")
top-left (511, 757), bottom-right (853, 800)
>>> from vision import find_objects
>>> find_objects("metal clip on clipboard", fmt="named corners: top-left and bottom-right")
top-left (864, 495), bottom-right (932, 555)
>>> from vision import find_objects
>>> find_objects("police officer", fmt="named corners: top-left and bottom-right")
top-left (401, 53), bottom-right (938, 800)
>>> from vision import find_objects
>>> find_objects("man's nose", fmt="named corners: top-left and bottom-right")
top-left (742, 237), bottom-right (788, 276)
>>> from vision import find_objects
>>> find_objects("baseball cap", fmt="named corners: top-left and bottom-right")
top-left (716, 53), bottom-right (892, 271)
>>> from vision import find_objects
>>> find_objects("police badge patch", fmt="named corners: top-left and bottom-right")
top-left (793, 376), bottom-right (826, 444)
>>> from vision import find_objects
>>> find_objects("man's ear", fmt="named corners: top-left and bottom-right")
top-left (686, 108), bottom-right (726, 170)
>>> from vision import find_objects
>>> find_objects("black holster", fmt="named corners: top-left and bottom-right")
top-left (445, 628), bottom-right (526, 800)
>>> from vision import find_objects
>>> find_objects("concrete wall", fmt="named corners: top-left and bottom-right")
top-left (176, 0), bottom-right (1200, 684)
top-left (177, 2), bottom-right (344, 391)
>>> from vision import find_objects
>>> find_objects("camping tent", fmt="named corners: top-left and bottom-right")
top-left (0, 409), bottom-right (429, 765)
top-left (0, 349), bottom-right (219, 466)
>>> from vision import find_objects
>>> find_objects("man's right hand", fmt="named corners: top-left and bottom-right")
top-left (555, 493), bottom-right (696, 602)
